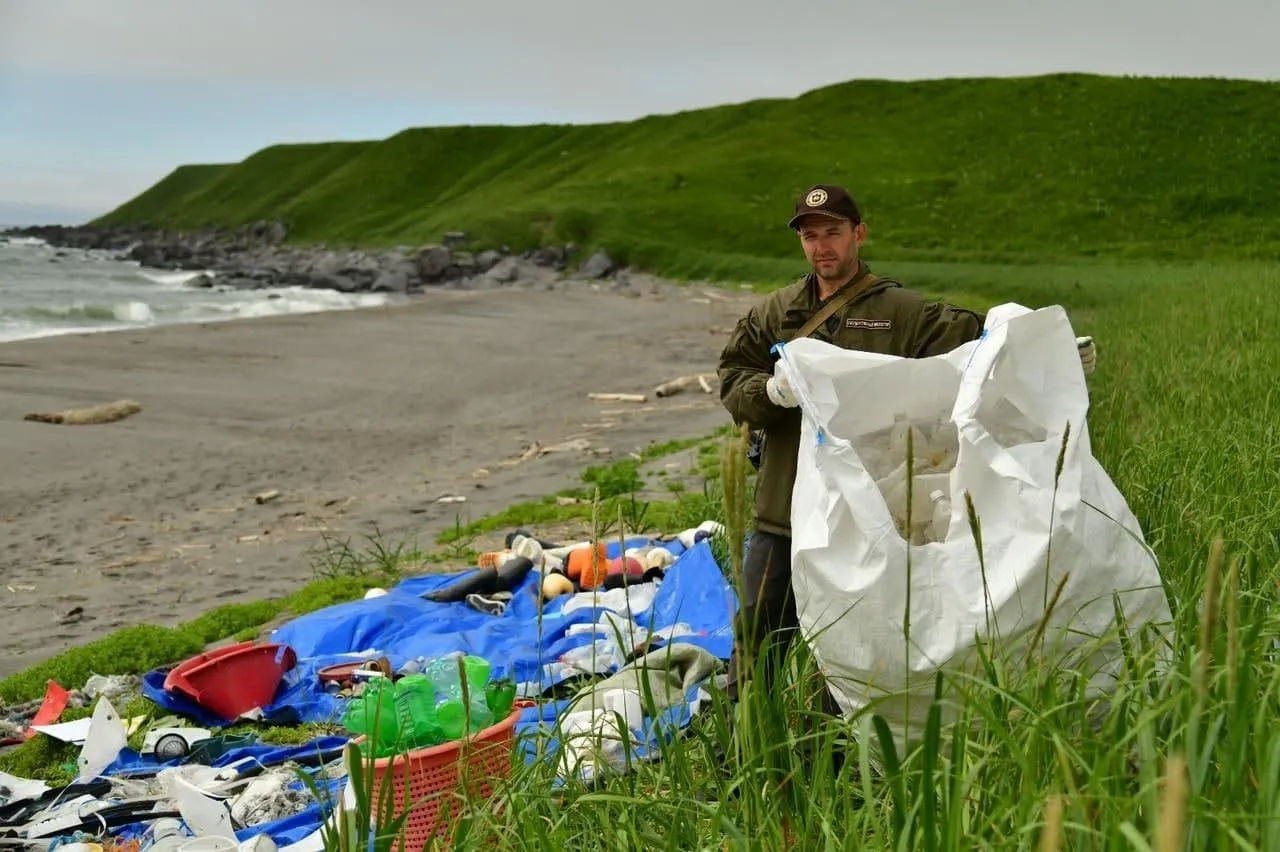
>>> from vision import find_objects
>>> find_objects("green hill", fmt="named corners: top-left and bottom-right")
top-left (95, 73), bottom-right (1280, 279)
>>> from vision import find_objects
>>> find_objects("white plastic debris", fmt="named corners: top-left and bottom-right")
top-left (75, 696), bottom-right (129, 782)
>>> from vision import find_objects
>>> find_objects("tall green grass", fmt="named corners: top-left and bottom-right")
top-left (311, 260), bottom-right (1280, 849)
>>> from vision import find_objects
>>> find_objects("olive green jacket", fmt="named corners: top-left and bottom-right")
top-left (717, 261), bottom-right (986, 536)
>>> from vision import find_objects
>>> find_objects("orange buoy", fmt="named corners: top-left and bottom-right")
top-left (565, 541), bottom-right (607, 582)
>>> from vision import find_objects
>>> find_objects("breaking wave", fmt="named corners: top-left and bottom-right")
top-left (135, 269), bottom-right (212, 288)
top-left (0, 288), bottom-right (395, 343)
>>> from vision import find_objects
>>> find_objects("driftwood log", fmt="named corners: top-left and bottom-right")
top-left (588, 392), bottom-right (647, 403)
top-left (23, 399), bottom-right (142, 425)
top-left (654, 373), bottom-right (718, 397)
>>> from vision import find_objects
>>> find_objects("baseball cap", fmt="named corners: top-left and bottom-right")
top-left (788, 184), bottom-right (862, 230)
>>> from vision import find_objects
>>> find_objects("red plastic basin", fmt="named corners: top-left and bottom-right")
top-left (163, 641), bottom-right (297, 722)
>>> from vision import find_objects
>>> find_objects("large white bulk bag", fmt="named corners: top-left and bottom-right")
top-left (777, 303), bottom-right (1173, 752)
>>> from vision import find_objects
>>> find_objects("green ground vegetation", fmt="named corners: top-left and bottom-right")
top-left (94, 74), bottom-right (1280, 282)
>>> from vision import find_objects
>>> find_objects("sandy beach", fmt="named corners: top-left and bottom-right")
top-left (0, 278), bottom-right (758, 677)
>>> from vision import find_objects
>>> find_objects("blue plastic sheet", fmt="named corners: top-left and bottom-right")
top-left (143, 538), bottom-right (735, 729)
top-left (130, 539), bottom-right (736, 843)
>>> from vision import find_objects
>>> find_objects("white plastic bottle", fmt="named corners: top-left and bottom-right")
top-left (929, 490), bottom-right (951, 542)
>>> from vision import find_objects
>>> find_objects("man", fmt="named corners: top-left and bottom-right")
top-left (717, 183), bottom-right (1097, 707)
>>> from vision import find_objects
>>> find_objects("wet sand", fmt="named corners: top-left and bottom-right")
top-left (0, 279), bottom-right (757, 677)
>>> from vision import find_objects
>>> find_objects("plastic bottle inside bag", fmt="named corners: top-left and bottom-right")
top-left (889, 413), bottom-right (928, 465)
top-left (876, 461), bottom-right (910, 535)
top-left (930, 490), bottom-right (951, 542)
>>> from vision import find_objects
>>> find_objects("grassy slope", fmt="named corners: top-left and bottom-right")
top-left (94, 74), bottom-right (1280, 278)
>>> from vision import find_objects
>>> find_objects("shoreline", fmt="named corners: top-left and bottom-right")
top-left (0, 278), bottom-right (757, 678)
top-left (2, 221), bottom-right (617, 296)
top-left (1, 225), bottom-right (639, 345)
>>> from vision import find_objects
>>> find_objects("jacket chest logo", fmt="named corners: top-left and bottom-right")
top-left (846, 318), bottom-right (892, 331)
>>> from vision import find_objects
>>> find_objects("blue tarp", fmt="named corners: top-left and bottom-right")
top-left (129, 537), bottom-right (737, 843)
top-left (143, 538), bottom-right (736, 729)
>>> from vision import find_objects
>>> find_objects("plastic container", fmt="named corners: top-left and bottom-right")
top-left (484, 677), bottom-right (516, 720)
top-left (426, 656), bottom-right (493, 740)
top-left (930, 489), bottom-right (951, 542)
top-left (394, 674), bottom-right (444, 750)
top-left (162, 641), bottom-right (297, 722)
top-left (364, 701), bottom-right (529, 852)
top-left (344, 677), bottom-right (402, 757)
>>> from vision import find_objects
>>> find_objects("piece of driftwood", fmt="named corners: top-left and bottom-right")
top-left (654, 374), bottom-right (718, 398)
top-left (588, 392), bottom-right (646, 403)
top-left (540, 437), bottom-right (593, 455)
top-left (24, 399), bottom-right (141, 425)
top-left (255, 490), bottom-right (281, 505)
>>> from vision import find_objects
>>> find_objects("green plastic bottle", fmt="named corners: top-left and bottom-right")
top-left (394, 673), bottom-right (445, 749)
top-left (343, 677), bottom-right (400, 757)
top-left (485, 677), bottom-right (516, 720)
top-left (426, 655), bottom-right (493, 740)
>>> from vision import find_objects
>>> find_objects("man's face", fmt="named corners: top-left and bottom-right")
top-left (796, 215), bottom-right (866, 283)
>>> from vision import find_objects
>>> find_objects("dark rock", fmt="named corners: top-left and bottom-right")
top-left (371, 268), bottom-right (410, 293)
top-left (246, 220), bottom-right (288, 245)
top-left (416, 244), bottom-right (452, 281)
top-left (2, 222), bottom-right (595, 297)
top-left (485, 257), bottom-right (521, 283)
top-left (452, 251), bottom-right (477, 277)
top-left (531, 245), bottom-right (567, 269)
top-left (474, 249), bottom-right (503, 273)
top-left (579, 249), bottom-right (613, 279)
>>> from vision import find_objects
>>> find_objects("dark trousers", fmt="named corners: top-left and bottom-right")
top-left (725, 530), bottom-right (797, 701)
top-left (726, 529), bottom-right (842, 705)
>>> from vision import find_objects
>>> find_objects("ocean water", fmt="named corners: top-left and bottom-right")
top-left (0, 235), bottom-right (401, 343)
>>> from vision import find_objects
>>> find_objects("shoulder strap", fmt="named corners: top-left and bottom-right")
top-left (793, 272), bottom-right (886, 340)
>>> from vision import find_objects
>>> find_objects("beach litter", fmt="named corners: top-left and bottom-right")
top-left (0, 521), bottom-right (737, 850)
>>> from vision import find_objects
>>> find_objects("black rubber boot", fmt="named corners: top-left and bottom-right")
top-left (422, 567), bottom-right (499, 602)
top-left (494, 555), bottom-right (535, 588)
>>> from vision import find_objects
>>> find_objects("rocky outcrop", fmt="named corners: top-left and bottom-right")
top-left (2, 221), bottom-right (631, 294)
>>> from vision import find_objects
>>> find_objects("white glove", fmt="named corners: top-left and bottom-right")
top-left (1077, 336), bottom-right (1097, 376)
top-left (766, 372), bottom-right (798, 408)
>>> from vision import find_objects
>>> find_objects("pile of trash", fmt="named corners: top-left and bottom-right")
top-left (0, 522), bottom-right (738, 850)
top-left (341, 654), bottom-right (516, 758)
top-left (856, 412), bottom-right (959, 545)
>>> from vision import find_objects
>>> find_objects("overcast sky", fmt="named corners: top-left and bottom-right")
top-left (2, 0), bottom-right (1278, 223)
